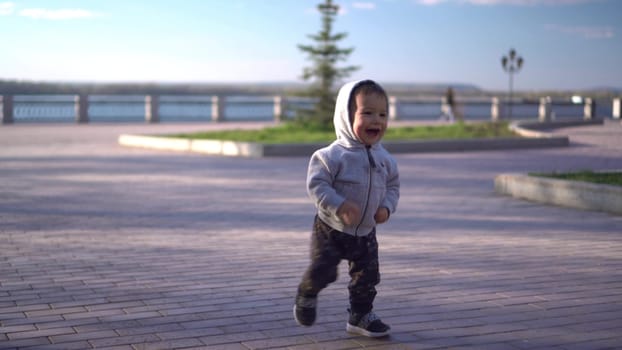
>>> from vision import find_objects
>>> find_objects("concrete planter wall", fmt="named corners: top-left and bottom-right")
top-left (495, 173), bottom-right (622, 215)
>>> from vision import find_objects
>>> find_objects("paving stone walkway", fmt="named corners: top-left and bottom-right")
top-left (1, 121), bottom-right (621, 350)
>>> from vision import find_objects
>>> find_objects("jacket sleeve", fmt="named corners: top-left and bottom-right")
top-left (307, 151), bottom-right (345, 216)
top-left (382, 158), bottom-right (400, 214)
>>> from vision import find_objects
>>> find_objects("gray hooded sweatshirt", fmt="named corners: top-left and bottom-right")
top-left (307, 80), bottom-right (400, 237)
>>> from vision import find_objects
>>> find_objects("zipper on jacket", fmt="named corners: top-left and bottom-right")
top-left (355, 146), bottom-right (375, 236)
top-left (366, 146), bottom-right (377, 168)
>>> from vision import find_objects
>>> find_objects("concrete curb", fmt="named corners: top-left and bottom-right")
top-left (509, 118), bottom-right (604, 138)
top-left (383, 136), bottom-right (568, 154)
top-left (120, 119), bottom-right (607, 157)
top-left (118, 134), bottom-right (322, 157)
top-left (118, 133), bottom-right (571, 157)
top-left (494, 173), bottom-right (622, 215)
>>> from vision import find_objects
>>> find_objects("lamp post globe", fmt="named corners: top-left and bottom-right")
top-left (501, 48), bottom-right (524, 119)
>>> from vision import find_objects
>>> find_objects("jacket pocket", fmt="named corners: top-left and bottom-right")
top-left (334, 179), bottom-right (367, 206)
top-left (372, 166), bottom-right (388, 192)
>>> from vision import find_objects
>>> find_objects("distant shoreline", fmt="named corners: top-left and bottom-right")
top-left (1, 79), bottom-right (620, 98)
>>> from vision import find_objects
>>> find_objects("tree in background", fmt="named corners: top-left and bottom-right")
top-left (297, 0), bottom-right (359, 129)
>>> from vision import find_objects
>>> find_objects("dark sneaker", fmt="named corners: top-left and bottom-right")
top-left (346, 310), bottom-right (391, 337)
top-left (293, 295), bottom-right (317, 326)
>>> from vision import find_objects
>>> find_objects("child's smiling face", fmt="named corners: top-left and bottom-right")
top-left (352, 92), bottom-right (388, 146)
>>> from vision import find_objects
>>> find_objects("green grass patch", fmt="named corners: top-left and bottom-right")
top-left (384, 122), bottom-right (515, 140)
top-left (165, 121), bottom-right (516, 144)
top-left (530, 171), bottom-right (622, 187)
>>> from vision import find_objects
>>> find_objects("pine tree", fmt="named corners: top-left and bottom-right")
top-left (297, 0), bottom-right (359, 129)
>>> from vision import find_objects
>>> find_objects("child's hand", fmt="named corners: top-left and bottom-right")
top-left (337, 200), bottom-right (361, 226)
top-left (374, 207), bottom-right (390, 224)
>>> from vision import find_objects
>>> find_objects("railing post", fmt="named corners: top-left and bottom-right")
top-left (538, 96), bottom-right (552, 122)
top-left (75, 94), bottom-right (89, 123)
top-left (211, 95), bottom-right (224, 122)
top-left (145, 95), bottom-right (159, 123)
top-left (491, 97), bottom-right (499, 122)
top-left (612, 98), bottom-right (620, 120)
top-left (389, 96), bottom-right (399, 120)
top-left (1, 95), bottom-right (14, 124)
top-left (273, 95), bottom-right (284, 122)
top-left (583, 98), bottom-right (595, 120)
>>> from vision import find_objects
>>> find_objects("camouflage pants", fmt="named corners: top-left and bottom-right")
top-left (297, 216), bottom-right (380, 314)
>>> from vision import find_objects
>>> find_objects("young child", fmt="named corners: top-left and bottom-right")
top-left (294, 79), bottom-right (400, 338)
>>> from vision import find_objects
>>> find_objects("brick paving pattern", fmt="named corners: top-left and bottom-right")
top-left (1, 121), bottom-right (621, 349)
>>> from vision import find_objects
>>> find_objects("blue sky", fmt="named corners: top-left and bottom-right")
top-left (1, 0), bottom-right (620, 91)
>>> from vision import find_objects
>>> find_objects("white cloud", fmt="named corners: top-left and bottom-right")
top-left (352, 2), bottom-right (377, 10)
top-left (19, 8), bottom-right (99, 20)
top-left (415, 0), bottom-right (446, 5)
top-left (0, 2), bottom-right (14, 15)
top-left (416, 0), bottom-right (600, 5)
top-left (545, 23), bottom-right (614, 39)
top-left (465, 0), bottom-right (596, 4)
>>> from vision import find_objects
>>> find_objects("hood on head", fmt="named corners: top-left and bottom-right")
top-left (333, 79), bottom-right (375, 147)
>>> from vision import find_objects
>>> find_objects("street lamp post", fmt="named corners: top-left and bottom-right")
top-left (501, 48), bottom-right (524, 119)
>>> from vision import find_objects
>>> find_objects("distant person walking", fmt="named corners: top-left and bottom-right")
top-left (440, 87), bottom-right (462, 123)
